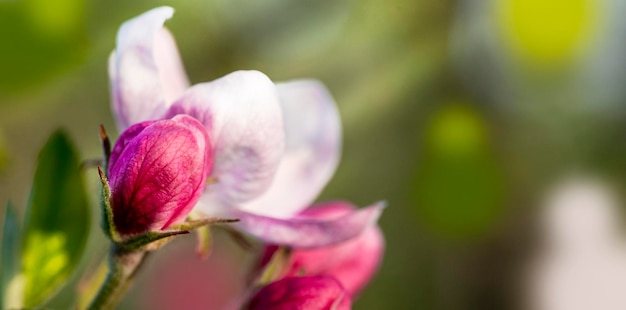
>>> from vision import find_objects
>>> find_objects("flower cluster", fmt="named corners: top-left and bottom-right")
top-left (101, 6), bottom-right (386, 308)
top-left (248, 202), bottom-right (384, 308)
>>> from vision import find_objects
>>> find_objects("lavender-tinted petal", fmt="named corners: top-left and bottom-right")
top-left (234, 201), bottom-right (385, 248)
top-left (166, 70), bottom-right (285, 212)
top-left (239, 80), bottom-right (341, 218)
top-left (110, 6), bottom-right (189, 130)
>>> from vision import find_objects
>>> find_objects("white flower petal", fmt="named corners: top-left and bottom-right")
top-left (154, 28), bottom-right (190, 103)
top-left (239, 80), bottom-right (342, 218)
top-left (166, 70), bottom-right (285, 211)
top-left (234, 201), bottom-right (385, 248)
top-left (110, 6), bottom-right (189, 131)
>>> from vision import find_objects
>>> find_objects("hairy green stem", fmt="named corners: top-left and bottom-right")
top-left (86, 246), bottom-right (147, 310)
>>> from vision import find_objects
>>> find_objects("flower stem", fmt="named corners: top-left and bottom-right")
top-left (86, 245), bottom-right (147, 310)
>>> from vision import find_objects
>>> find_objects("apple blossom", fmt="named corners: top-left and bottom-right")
top-left (109, 6), bottom-right (384, 247)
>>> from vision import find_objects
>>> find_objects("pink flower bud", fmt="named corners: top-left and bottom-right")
top-left (258, 202), bottom-right (384, 297)
top-left (108, 115), bottom-right (212, 235)
top-left (247, 276), bottom-right (351, 310)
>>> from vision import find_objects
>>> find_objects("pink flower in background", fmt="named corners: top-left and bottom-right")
top-left (109, 6), bottom-right (384, 247)
top-left (135, 238), bottom-right (243, 310)
top-left (247, 276), bottom-right (351, 310)
top-left (258, 202), bottom-right (384, 297)
top-left (108, 115), bottom-right (212, 235)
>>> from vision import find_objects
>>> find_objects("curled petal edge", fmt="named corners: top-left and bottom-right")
top-left (234, 201), bottom-right (385, 249)
top-left (110, 6), bottom-right (189, 130)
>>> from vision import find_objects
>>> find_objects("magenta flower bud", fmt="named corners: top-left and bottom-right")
top-left (258, 202), bottom-right (384, 297)
top-left (108, 115), bottom-right (212, 235)
top-left (248, 276), bottom-right (351, 310)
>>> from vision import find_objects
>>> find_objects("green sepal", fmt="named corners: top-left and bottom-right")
top-left (175, 217), bottom-right (240, 259)
top-left (255, 246), bottom-right (290, 287)
top-left (97, 166), bottom-right (119, 243)
top-left (177, 215), bottom-right (238, 260)
top-left (1, 202), bottom-right (22, 309)
top-left (99, 125), bottom-right (111, 173)
top-left (195, 225), bottom-right (212, 260)
top-left (118, 230), bottom-right (189, 252)
top-left (115, 217), bottom-right (239, 253)
top-left (217, 225), bottom-right (253, 251)
top-left (170, 217), bottom-right (239, 231)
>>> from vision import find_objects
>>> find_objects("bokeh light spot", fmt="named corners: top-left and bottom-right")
top-left (496, 0), bottom-right (598, 66)
top-left (428, 104), bottom-right (487, 156)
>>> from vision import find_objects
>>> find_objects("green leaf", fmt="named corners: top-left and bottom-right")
top-left (21, 130), bottom-right (90, 307)
top-left (1, 202), bottom-right (22, 309)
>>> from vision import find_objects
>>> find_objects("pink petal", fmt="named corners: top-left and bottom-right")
top-left (247, 276), bottom-right (351, 310)
top-left (260, 202), bottom-right (385, 297)
top-left (234, 201), bottom-right (385, 248)
top-left (110, 6), bottom-right (190, 131)
top-left (239, 80), bottom-right (342, 218)
top-left (108, 115), bottom-right (212, 235)
top-left (165, 70), bottom-right (285, 213)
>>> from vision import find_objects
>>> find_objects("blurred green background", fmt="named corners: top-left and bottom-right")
top-left (3, 0), bottom-right (626, 309)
